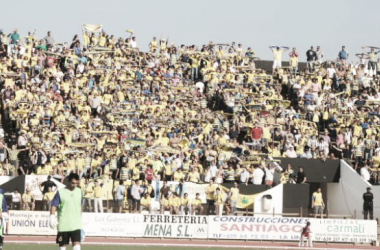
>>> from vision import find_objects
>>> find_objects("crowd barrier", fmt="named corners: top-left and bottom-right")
top-left (7, 211), bottom-right (377, 243)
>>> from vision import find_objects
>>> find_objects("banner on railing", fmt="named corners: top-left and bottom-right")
top-left (8, 210), bottom-right (55, 235)
top-left (7, 211), bottom-right (377, 243)
top-left (142, 214), bottom-right (208, 238)
top-left (208, 216), bottom-right (377, 243)
top-left (83, 213), bottom-right (143, 237)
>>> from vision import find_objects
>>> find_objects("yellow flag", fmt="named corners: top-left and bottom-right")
top-left (218, 185), bottom-right (259, 209)
top-left (237, 193), bottom-right (258, 209)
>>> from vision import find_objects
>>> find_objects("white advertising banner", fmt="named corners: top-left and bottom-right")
top-left (142, 214), bottom-right (208, 239)
top-left (8, 211), bottom-right (144, 237)
top-left (8, 210), bottom-right (55, 235)
top-left (8, 211), bottom-right (377, 243)
top-left (82, 213), bottom-right (143, 237)
top-left (208, 216), bottom-right (377, 243)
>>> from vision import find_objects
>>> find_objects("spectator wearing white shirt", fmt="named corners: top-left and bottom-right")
top-left (239, 167), bottom-right (250, 185)
top-left (252, 165), bottom-right (264, 185)
top-left (285, 145), bottom-right (297, 158)
top-left (360, 164), bottom-right (370, 182)
top-left (131, 180), bottom-right (144, 213)
top-left (11, 188), bottom-right (22, 210)
top-left (265, 158), bottom-right (283, 186)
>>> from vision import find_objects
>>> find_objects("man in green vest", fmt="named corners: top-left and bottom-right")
top-left (0, 188), bottom-right (8, 250)
top-left (50, 173), bottom-right (82, 250)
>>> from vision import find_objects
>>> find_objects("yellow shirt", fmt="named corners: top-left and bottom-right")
top-left (312, 192), bottom-right (323, 206)
top-left (206, 185), bottom-right (215, 200)
top-left (94, 186), bottom-right (103, 198)
top-left (170, 197), bottom-right (181, 207)
top-left (173, 171), bottom-right (184, 181)
top-left (141, 196), bottom-right (151, 206)
top-left (192, 198), bottom-right (202, 206)
top-left (22, 193), bottom-right (33, 203)
top-left (181, 197), bottom-right (190, 206)
top-left (230, 187), bottom-right (239, 201)
top-left (43, 191), bottom-right (55, 201)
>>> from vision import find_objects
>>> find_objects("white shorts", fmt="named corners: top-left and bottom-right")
top-left (273, 60), bottom-right (282, 69)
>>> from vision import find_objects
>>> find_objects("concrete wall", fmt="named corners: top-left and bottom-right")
top-left (327, 160), bottom-right (379, 219)
top-left (254, 183), bottom-right (283, 217)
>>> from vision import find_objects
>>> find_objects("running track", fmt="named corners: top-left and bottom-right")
top-left (5, 236), bottom-right (378, 250)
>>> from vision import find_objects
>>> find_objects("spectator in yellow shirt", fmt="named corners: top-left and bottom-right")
top-left (205, 179), bottom-right (216, 215)
top-left (170, 192), bottom-right (181, 215)
top-left (214, 187), bottom-right (224, 216)
top-left (191, 193), bottom-right (204, 215)
top-left (140, 192), bottom-right (151, 213)
top-left (22, 189), bottom-right (35, 211)
top-left (181, 193), bottom-right (191, 215)
top-left (160, 194), bottom-right (171, 214)
top-left (43, 186), bottom-right (55, 211)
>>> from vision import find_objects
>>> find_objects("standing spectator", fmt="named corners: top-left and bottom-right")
top-left (44, 31), bottom-right (55, 48)
top-left (269, 46), bottom-right (289, 70)
top-left (93, 180), bottom-right (103, 213)
top-left (363, 187), bottom-right (374, 220)
top-left (229, 182), bottom-right (240, 214)
top-left (205, 179), bottom-right (216, 215)
top-left (338, 46), bottom-right (349, 62)
top-left (144, 165), bottom-right (155, 183)
top-left (316, 46), bottom-right (324, 64)
top-left (360, 164), bottom-right (370, 182)
top-left (296, 167), bottom-right (307, 184)
top-left (82, 178), bottom-right (93, 212)
top-left (289, 53), bottom-right (299, 76)
top-left (264, 159), bottom-right (283, 186)
top-left (131, 180), bottom-right (143, 213)
top-left (1, 143), bottom-right (29, 173)
top-left (251, 122), bottom-right (263, 148)
top-left (115, 180), bottom-right (125, 213)
top-left (288, 47), bottom-right (299, 58)
top-left (39, 176), bottom-right (57, 195)
top-left (10, 29), bottom-right (20, 45)
top-left (43, 186), bottom-right (55, 211)
top-left (252, 165), bottom-right (265, 185)
top-left (312, 188), bottom-right (325, 218)
top-left (214, 187), bottom-right (223, 215)
top-left (306, 46), bottom-right (317, 72)
top-left (239, 167), bottom-right (250, 185)
top-left (126, 180), bottom-right (134, 214)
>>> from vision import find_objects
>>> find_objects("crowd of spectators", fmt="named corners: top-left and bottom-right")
top-left (0, 27), bottom-right (379, 214)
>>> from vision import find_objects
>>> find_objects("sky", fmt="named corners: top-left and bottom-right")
top-left (1, 0), bottom-right (379, 60)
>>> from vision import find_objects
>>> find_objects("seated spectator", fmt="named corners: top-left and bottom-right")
top-left (160, 194), bottom-right (171, 214)
top-left (11, 188), bottom-right (22, 210)
top-left (170, 192), bottom-right (181, 215)
top-left (22, 188), bottom-right (35, 211)
top-left (140, 192), bottom-right (152, 213)
top-left (191, 193), bottom-right (204, 215)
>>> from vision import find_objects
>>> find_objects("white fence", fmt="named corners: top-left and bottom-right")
top-left (7, 211), bottom-right (377, 243)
